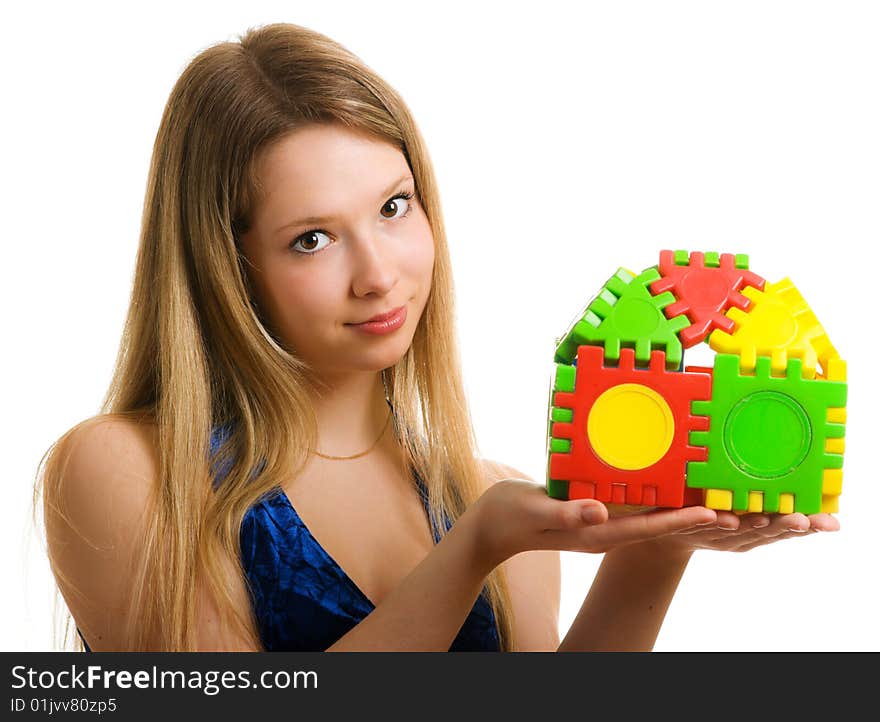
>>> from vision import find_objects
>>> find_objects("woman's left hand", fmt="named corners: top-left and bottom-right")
top-left (622, 506), bottom-right (839, 555)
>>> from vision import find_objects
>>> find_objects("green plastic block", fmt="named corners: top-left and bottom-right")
top-left (551, 407), bottom-right (573, 423)
top-left (673, 250), bottom-right (690, 265)
top-left (687, 353), bottom-right (847, 514)
top-left (704, 251), bottom-right (720, 267)
top-left (553, 266), bottom-right (689, 368)
top-left (735, 253), bottom-right (749, 269)
top-left (550, 438), bottom-right (571, 454)
top-left (547, 478), bottom-right (570, 500)
top-left (554, 364), bottom-right (576, 392)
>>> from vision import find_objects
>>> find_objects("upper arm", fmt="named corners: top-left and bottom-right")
top-left (479, 459), bottom-right (561, 652)
top-left (45, 416), bottom-right (257, 651)
top-left (44, 417), bottom-right (158, 651)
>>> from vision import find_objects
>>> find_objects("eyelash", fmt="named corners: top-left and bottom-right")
top-left (289, 190), bottom-right (416, 257)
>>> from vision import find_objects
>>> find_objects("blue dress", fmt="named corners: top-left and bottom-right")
top-left (77, 424), bottom-right (499, 652)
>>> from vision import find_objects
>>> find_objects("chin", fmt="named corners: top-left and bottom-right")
top-left (376, 341), bottom-right (413, 370)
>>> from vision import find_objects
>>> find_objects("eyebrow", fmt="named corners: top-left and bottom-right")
top-left (273, 174), bottom-right (415, 236)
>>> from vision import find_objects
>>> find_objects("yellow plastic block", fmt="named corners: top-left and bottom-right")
top-left (821, 495), bottom-right (840, 513)
top-left (822, 357), bottom-right (847, 382)
top-left (826, 437), bottom-right (845, 454)
top-left (813, 337), bottom-right (840, 378)
top-left (827, 407), bottom-right (847, 424)
top-left (778, 493), bottom-right (795, 514)
top-left (822, 468), bottom-right (843, 496)
top-left (708, 279), bottom-right (835, 379)
top-left (706, 488), bottom-right (733, 510)
top-left (748, 491), bottom-right (764, 512)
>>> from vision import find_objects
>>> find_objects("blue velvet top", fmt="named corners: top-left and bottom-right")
top-left (77, 423), bottom-right (499, 652)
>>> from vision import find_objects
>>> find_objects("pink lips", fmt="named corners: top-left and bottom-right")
top-left (347, 305), bottom-right (407, 335)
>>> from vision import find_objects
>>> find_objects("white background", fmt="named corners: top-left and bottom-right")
top-left (3, 0), bottom-right (878, 651)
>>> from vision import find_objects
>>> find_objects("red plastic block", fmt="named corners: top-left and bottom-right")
top-left (549, 345), bottom-right (712, 507)
top-left (649, 250), bottom-right (766, 348)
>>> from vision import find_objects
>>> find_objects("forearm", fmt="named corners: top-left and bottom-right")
top-left (326, 511), bottom-right (494, 651)
top-left (557, 542), bottom-right (693, 652)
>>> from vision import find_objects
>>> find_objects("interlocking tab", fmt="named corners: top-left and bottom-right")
top-left (649, 250), bottom-right (766, 348)
top-left (546, 250), bottom-right (848, 514)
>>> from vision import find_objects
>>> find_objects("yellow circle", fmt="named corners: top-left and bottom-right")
top-left (587, 384), bottom-right (675, 470)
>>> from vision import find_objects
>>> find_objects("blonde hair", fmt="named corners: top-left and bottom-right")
top-left (34, 22), bottom-right (515, 651)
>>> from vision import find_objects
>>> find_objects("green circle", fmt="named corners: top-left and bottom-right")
top-left (724, 391), bottom-right (811, 479)
top-left (612, 298), bottom-right (659, 336)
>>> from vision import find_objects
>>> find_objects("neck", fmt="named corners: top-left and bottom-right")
top-left (308, 369), bottom-right (391, 458)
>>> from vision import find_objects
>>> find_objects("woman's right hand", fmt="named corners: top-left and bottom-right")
top-left (469, 479), bottom-right (718, 567)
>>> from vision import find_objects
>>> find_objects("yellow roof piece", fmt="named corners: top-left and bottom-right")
top-left (708, 278), bottom-right (838, 379)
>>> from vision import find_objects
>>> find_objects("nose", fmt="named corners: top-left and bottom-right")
top-left (350, 234), bottom-right (399, 298)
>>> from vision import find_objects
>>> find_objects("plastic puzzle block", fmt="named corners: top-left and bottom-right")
top-left (548, 345), bottom-right (711, 508)
top-left (546, 250), bottom-right (848, 515)
top-left (708, 278), bottom-right (838, 379)
top-left (687, 354), bottom-right (847, 515)
top-left (553, 267), bottom-right (690, 370)
top-left (649, 250), bottom-right (766, 348)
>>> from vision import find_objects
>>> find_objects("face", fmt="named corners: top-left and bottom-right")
top-left (238, 123), bottom-right (435, 382)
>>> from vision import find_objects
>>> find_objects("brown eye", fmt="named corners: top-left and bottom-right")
top-left (380, 193), bottom-right (413, 220)
top-left (290, 230), bottom-right (331, 255)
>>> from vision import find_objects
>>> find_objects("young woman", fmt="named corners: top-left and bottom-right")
top-left (36, 22), bottom-right (837, 653)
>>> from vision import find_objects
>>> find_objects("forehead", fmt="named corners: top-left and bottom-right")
top-left (254, 124), bottom-right (410, 211)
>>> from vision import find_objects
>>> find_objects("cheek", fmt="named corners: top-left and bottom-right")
top-left (404, 221), bottom-right (435, 285)
top-left (259, 266), bottom-right (338, 334)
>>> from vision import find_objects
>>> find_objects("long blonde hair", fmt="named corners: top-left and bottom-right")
top-left (34, 22), bottom-right (516, 651)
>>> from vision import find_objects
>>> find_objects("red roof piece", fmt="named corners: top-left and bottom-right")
top-left (649, 250), bottom-right (766, 348)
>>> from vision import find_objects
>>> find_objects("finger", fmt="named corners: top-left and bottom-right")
top-left (581, 505), bottom-right (716, 547)
top-left (539, 505), bottom-right (714, 552)
top-left (695, 514), bottom-right (783, 544)
top-left (780, 513), bottom-right (811, 532)
top-left (693, 532), bottom-right (756, 550)
top-left (734, 529), bottom-right (818, 553)
top-left (714, 510), bottom-right (741, 531)
top-left (676, 509), bottom-right (821, 548)
top-left (721, 512), bottom-right (808, 541)
top-left (732, 514), bottom-right (815, 548)
top-left (739, 513), bottom-right (772, 530)
top-left (578, 500), bottom-right (609, 526)
top-left (703, 529), bottom-right (766, 546)
top-left (676, 525), bottom-right (718, 535)
top-left (742, 513), bottom-right (800, 539)
top-left (665, 507), bottom-right (720, 535)
top-left (695, 527), bottom-right (771, 548)
top-left (547, 499), bottom-right (609, 530)
top-left (700, 513), bottom-right (770, 539)
top-left (530, 484), bottom-right (609, 530)
top-left (808, 513), bottom-right (840, 532)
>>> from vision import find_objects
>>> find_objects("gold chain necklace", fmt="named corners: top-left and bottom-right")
top-left (312, 370), bottom-right (394, 461)
top-left (313, 407), bottom-right (393, 460)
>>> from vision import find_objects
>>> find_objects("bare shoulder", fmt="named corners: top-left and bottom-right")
top-left (477, 457), bottom-right (561, 651)
top-left (44, 415), bottom-right (159, 650)
top-left (55, 415), bottom-right (160, 505)
top-left (48, 414), bottom-right (160, 545)
top-left (49, 415), bottom-right (161, 558)
top-left (45, 415), bottom-right (257, 651)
